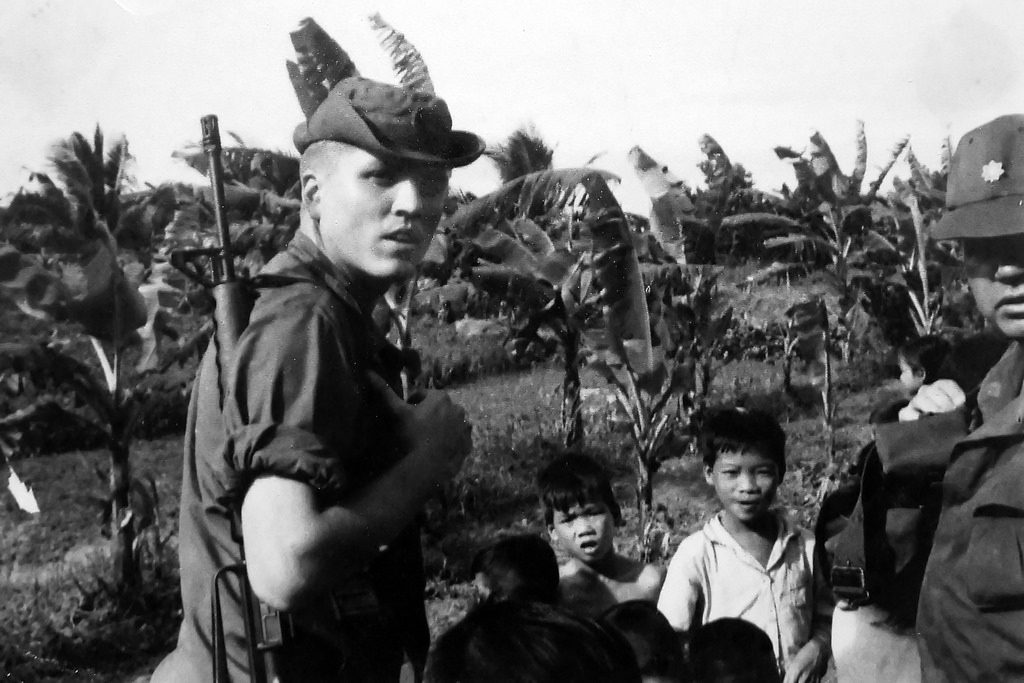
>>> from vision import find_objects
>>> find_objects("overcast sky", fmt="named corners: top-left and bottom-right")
top-left (2, 0), bottom-right (1023, 214)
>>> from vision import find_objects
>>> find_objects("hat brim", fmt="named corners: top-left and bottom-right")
top-left (930, 194), bottom-right (1024, 240)
top-left (293, 97), bottom-right (484, 168)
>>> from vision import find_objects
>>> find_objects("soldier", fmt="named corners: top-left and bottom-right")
top-left (875, 114), bottom-right (1024, 680)
top-left (152, 74), bottom-right (483, 681)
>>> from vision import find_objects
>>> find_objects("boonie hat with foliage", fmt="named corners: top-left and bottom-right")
top-left (287, 16), bottom-right (484, 168)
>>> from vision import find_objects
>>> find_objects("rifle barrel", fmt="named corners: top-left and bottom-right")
top-left (201, 114), bottom-right (236, 282)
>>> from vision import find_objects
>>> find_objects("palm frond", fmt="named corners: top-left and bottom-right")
top-left (287, 17), bottom-right (360, 119)
top-left (368, 13), bottom-right (434, 95)
top-left (485, 124), bottom-right (555, 183)
top-left (49, 133), bottom-right (96, 230)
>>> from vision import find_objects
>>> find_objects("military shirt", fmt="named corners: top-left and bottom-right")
top-left (876, 341), bottom-right (1024, 682)
top-left (152, 232), bottom-right (428, 682)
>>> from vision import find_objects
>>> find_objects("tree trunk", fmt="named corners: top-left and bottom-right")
top-left (562, 329), bottom-right (583, 449)
top-left (109, 440), bottom-right (138, 590)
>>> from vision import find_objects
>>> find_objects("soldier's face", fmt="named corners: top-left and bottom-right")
top-left (964, 235), bottom-right (1024, 340)
top-left (307, 143), bottom-right (449, 285)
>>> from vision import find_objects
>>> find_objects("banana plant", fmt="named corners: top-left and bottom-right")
top-left (443, 167), bottom-right (652, 447)
top-left (0, 128), bottom-right (190, 590)
top-left (785, 297), bottom-right (837, 463)
top-left (750, 122), bottom-right (910, 360)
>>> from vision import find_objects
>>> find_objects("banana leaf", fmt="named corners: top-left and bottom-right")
top-left (287, 17), bottom-right (360, 119)
top-left (510, 218), bottom-right (555, 257)
top-left (864, 136), bottom-right (909, 203)
top-left (627, 146), bottom-right (690, 201)
top-left (586, 209), bottom-right (654, 375)
top-left (444, 168), bottom-right (621, 237)
top-left (764, 234), bottom-right (837, 254)
top-left (850, 120), bottom-right (868, 195)
top-left (0, 245), bottom-right (68, 319)
top-left (720, 213), bottom-right (803, 232)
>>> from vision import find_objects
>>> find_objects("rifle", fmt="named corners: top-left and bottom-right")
top-left (172, 115), bottom-right (291, 683)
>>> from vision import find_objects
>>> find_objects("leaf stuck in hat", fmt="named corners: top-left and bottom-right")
top-left (368, 12), bottom-right (435, 95)
top-left (286, 17), bottom-right (360, 120)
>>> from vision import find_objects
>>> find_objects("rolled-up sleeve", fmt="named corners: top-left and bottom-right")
top-left (212, 287), bottom-right (361, 505)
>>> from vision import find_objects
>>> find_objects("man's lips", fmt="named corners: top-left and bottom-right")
top-left (382, 228), bottom-right (423, 245)
top-left (997, 294), bottom-right (1024, 315)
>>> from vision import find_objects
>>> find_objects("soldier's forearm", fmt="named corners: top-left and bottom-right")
top-left (241, 450), bottom-right (444, 610)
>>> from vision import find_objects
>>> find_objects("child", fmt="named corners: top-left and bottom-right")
top-left (470, 534), bottom-right (559, 604)
top-left (866, 335), bottom-right (951, 425)
top-left (688, 618), bottom-right (780, 683)
top-left (537, 452), bottom-right (665, 619)
top-left (600, 600), bottom-right (687, 683)
top-left (425, 600), bottom-right (641, 683)
top-left (657, 408), bottom-right (831, 681)
top-left (896, 335), bottom-right (951, 394)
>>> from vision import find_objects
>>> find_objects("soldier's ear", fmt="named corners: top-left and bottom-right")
top-left (302, 170), bottom-right (321, 219)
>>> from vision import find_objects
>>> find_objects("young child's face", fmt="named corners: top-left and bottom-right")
top-left (898, 355), bottom-right (924, 393)
top-left (549, 502), bottom-right (615, 564)
top-left (704, 449), bottom-right (780, 527)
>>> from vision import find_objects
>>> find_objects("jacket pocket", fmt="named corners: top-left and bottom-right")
top-left (965, 503), bottom-right (1024, 611)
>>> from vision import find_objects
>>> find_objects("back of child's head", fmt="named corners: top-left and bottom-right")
top-left (699, 407), bottom-right (786, 474)
top-left (688, 618), bottom-right (780, 683)
top-left (470, 534), bottom-right (559, 604)
top-left (600, 601), bottom-right (686, 682)
top-left (537, 452), bottom-right (622, 526)
top-left (898, 334), bottom-right (951, 385)
top-left (425, 600), bottom-right (641, 683)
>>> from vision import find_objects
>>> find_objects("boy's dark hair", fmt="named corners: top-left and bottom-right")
top-left (537, 452), bottom-right (622, 526)
top-left (425, 600), bottom-right (641, 683)
top-left (688, 618), bottom-right (780, 683)
top-left (699, 407), bottom-right (786, 474)
top-left (470, 534), bottom-right (559, 604)
top-left (599, 600), bottom-right (685, 681)
top-left (899, 335), bottom-right (951, 384)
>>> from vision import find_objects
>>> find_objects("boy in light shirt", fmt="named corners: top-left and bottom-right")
top-left (657, 408), bottom-right (832, 683)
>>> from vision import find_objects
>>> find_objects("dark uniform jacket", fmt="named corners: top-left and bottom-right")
top-left (875, 341), bottom-right (1024, 682)
top-left (152, 233), bottom-right (429, 682)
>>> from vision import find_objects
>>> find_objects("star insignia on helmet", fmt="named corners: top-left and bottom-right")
top-left (981, 160), bottom-right (1005, 183)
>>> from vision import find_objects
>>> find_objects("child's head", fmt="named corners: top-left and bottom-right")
top-left (425, 600), bottom-right (641, 683)
top-left (688, 618), bottom-right (780, 683)
top-left (600, 601), bottom-right (686, 683)
top-left (470, 534), bottom-right (559, 605)
top-left (537, 453), bottom-right (622, 564)
top-left (700, 408), bottom-right (785, 526)
top-left (897, 335), bottom-right (951, 392)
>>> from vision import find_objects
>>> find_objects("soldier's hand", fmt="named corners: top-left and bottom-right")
top-left (367, 372), bottom-right (472, 480)
top-left (898, 379), bottom-right (966, 422)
